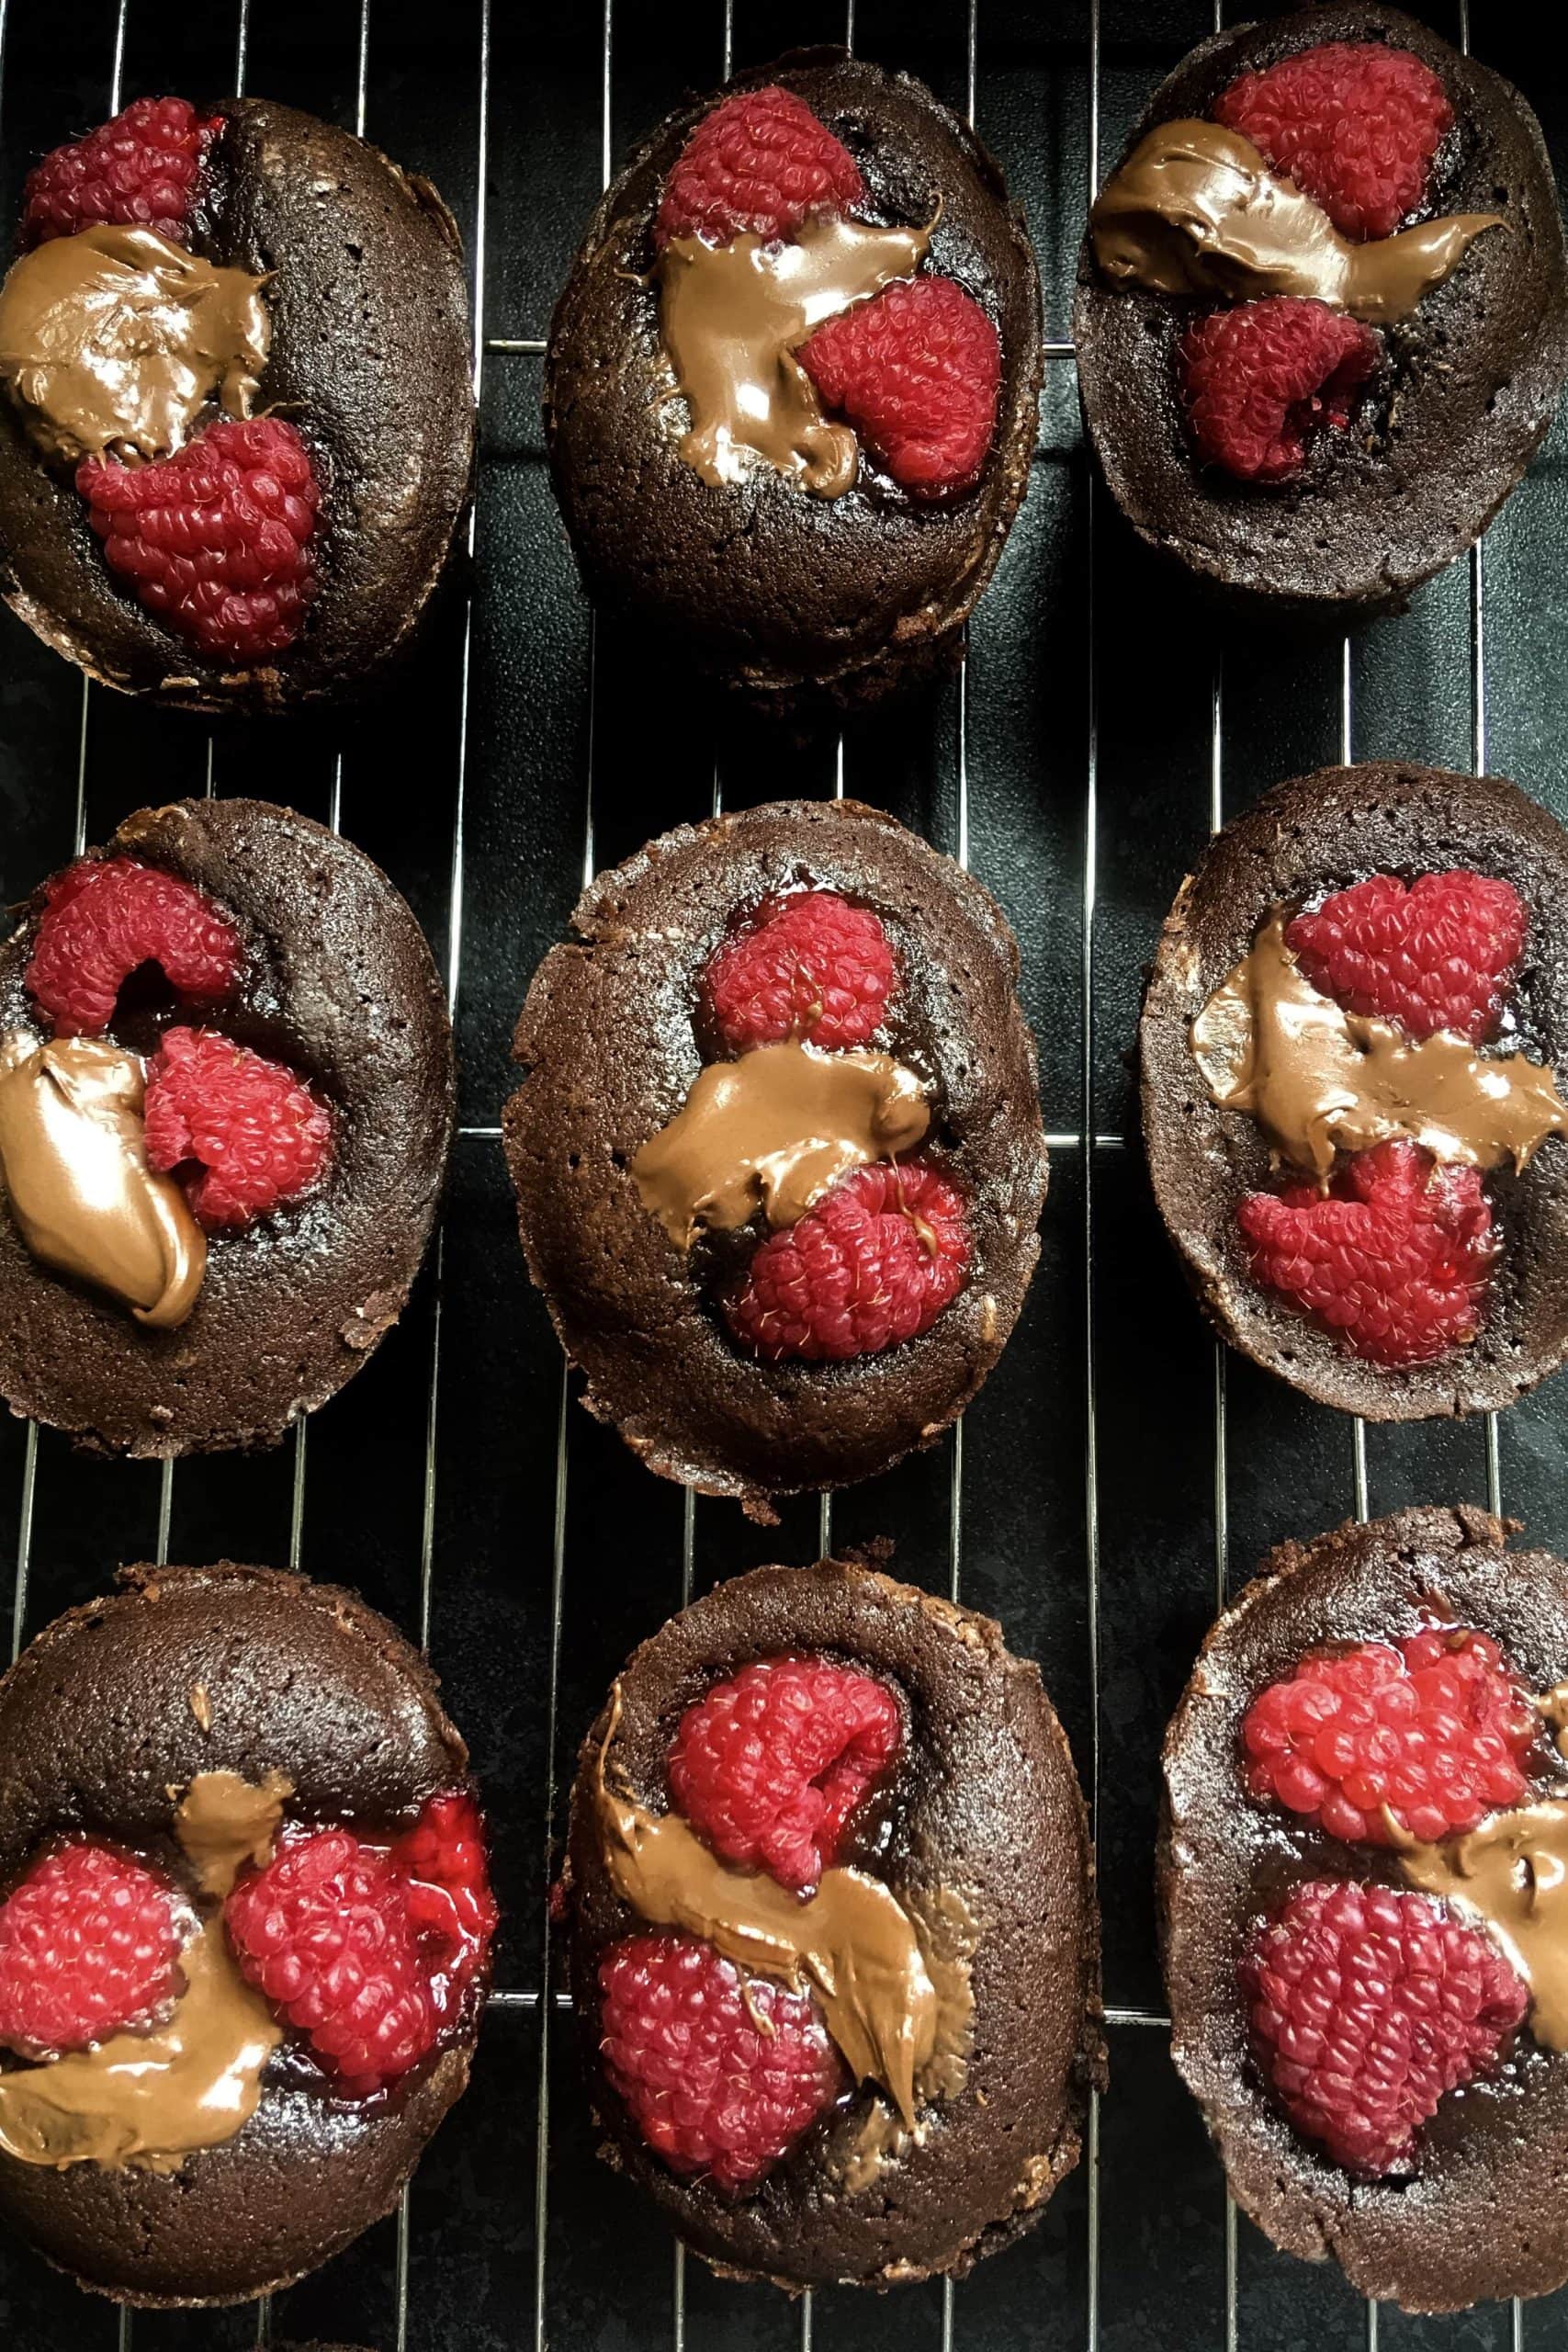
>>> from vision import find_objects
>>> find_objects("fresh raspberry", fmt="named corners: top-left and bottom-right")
top-left (670, 1654), bottom-right (901, 1894)
top-left (20, 96), bottom-right (219, 248)
top-left (1287, 871), bottom-right (1527, 1044)
top-left (799, 276), bottom-right (1001, 499)
top-left (142, 1025), bottom-right (332, 1233)
top-left (0, 1843), bottom-right (184, 2057)
top-left (25, 856), bottom-right (243, 1037)
top-left (391, 1791), bottom-right (498, 2025)
top-left (598, 1934), bottom-right (846, 2191)
top-left (655, 85), bottom-right (865, 251)
top-left (1179, 298), bottom-right (1379, 483)
top-left (77, 417), bottom-right (321, 668)
top-left (704, 891), bottom-right (895, 1053)
top-left (1242, 1627), bottom-right (1535, 1846)
top-left (1238, 1139), bottom-right (1495, 1367)
top-left (1214, 40), bottom-right (1452, 243)
top-left (1240, 1880), bottom-right (1526, 2175)
top-left (225, 1827), bottom-right (438, 2097)
top-left (727, 1159), bottom-right (970, 1363)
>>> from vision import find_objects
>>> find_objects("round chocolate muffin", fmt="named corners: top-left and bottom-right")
top-left (1162, 1505), bottom-right (1568, 2311)
top-left (0, 96), bottom-right (474, 710)
top-left (562, 1555), bottom-right (1102, 2290)
top-left (1140, 762), bottom-right (1568, 1419)
top-left (1073, 4), bottom-right (1568, 616)
top-left (502, 797), bottom-right (1048, 1514)
top-left (0, 1561), bottom-right (496, 2306)
top-left (545, 51), bottom-right (1042, 714)
top-left (0, 797), bottom-right (454, 1454)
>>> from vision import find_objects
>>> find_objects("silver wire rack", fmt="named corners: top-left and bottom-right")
top-left (1, 2), bottom-right (1564, 2348)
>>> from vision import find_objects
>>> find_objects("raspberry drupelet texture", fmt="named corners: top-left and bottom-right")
top-left (0, 1843), bottom-right (184, 2057)
top-left (1240, 1880), bottom-right (1527, 2176)
top-left (1287, 871), bottom-right (1527, 1043)
top-left (1238, 1138), bottom-right (1496, 1366)
top-left (1179, 298), bottom-right (1380, 484)
top-left (25, 855), bottom-right (243, 1037)
top-left (143, 1025), bottom-right (333, 1233)
top-left (1214, 41), bottom-right (1453, 243)
top-left (670, 1653), bottom-right (902, 1893)
top-left (225, 1828), bottom-right (439, 2097)
top-left (800, 276), bottom-right (1003, 499)
top-left (21, 96), bottom-right (218, 248)
top-left (704, 890), bottom-right (896, 1053)
top-left (78, 417), bottom-right (321, 668)
top-left (392, 1791), bottom-right (499, 2027)
top-left (598, 1933), bottom-right (846, 2191)
top-left (1242, 1627), bottom-right (1535, 1846)
top-left (654, 85), bottom-right (865, 251)
top-left (728, 1159), bottom-right (971, 1363)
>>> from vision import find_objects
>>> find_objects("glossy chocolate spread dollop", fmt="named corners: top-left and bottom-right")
top-left (1090, 120), bottom-right (1504, 325)
top-left (1401, 1798), bottom-right (1568, 2050)
top-left (592, 1691), bottom-right (973, 2132)
top-left (656, 214), bottom-right (931, 495)
top-left (631, 1038), bottom-right (930, 1249)
top-left (0, 221), bottom-right (270, 465)
top-left (0, 1030), bottom-right (206, 1328)
top-left (0, 1770), bottom-right (290, 2171)
top-left (1190, 911), bottom-right (1567, 1179)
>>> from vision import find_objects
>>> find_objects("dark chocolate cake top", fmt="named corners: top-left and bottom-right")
top-left (503, 797), bottom-right (1047, 1511)
top-left (565, 1556), bottom-right (1102, 2290)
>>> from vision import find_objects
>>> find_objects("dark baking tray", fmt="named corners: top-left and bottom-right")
top-left (1, 2), bottom-right (1565, 2346)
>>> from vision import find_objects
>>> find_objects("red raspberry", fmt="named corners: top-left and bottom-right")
top-left (1240, 1880), bottom-right (1526, 2176)
top-left (25, 855), bottom-right (243, 1037)
top-left (225, 1827), bottom-right (438, 2096)
top-left (20, 96), bottom-right (219, 248)
top-left (1287, 871), bottom-right (1526, 1043)
top-left (670, 1653), bottom-right (901, 1894)
top-left (391, 1791), bottom-right (498, 2026)
top-left (1180, 298), bottom-right (1379, 483)
top-left (1214, 40), bottom-right (1452, 243)
top-left (142, 1025), bottom-right (333, 1232)
top-left (799, 276), bottom-right (1001, 500)
top-left (77, 417), bottom-right (321, 668)
top-left (655, 85), bottom-right (864, 251)
top-left (1238, 1138), bottom-right (1495, 1367)
top-left (598, 1934), bottom-right (846, 2192)
top-left (704, 890), bottom-right (895, 1053)
top-left (0, 1843), bottom-right (184, 2057)
top-left (1242, 1627), bottom-right (1535, 1846)
top-left (728, 1159), bottom-right (971, 1363)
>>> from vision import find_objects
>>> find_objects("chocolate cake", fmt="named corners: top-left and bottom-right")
top-left (0, 797), bottom-right (454, 1454)
top-left (0, 96), bottom-right (474, 709)
top-left (0, 1562), bottom-right (495, 2307)
top-left (1162, 1505), bottom-right (1568, 2311)
top-left (502, 798), bottom-right (1048, 1514)
top-left (544, 51), bottom-right (1042, 714)
top-left (1073, 5), bottom-right (1568, 616)
top-left (1140, 762), bottom-right (1568, 1418)
top-left (562, 1555), bottom-right (1102, 2290)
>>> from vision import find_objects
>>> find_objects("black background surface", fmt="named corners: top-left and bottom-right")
top-left (0, 3), bottom-right (1564, 2346)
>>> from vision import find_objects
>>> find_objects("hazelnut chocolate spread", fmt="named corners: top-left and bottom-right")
top-left (1190, 911), bottom-right (1568, 1179)
top-left (656, 214), bottom-right (931, 496)
top-left (0, 1030), bottom-right (206, 1329)
top-left (0, 1769), bottom-right (290, 2172)
top-left (1399, 1800), bottom-right (1568, 2050)
top-left (1090, 120), bottom-right (1504, 324)
top-left (631, 1038), bottom-right (930, 1249)
top-left (0, 222), bottom-right (270, 466)
top-left (592, 1691), bottom-right (973, 2131)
